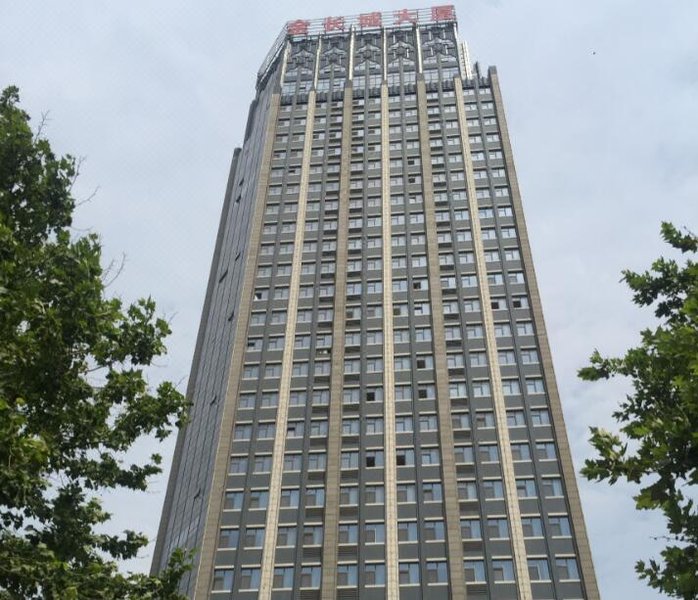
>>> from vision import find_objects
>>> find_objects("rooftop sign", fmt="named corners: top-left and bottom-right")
top-left (258, 6), bottom-right (456, 86)
top-left (287, 5), bottom-right (456, 37)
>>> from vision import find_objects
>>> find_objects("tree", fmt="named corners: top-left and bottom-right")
top-left (0, 86), bottom-right (190, 599)
top-left (579, 222), bottom-right (698, 599)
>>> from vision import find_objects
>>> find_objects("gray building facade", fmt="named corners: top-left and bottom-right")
top-left (152, 6), bottom-right (600, 599)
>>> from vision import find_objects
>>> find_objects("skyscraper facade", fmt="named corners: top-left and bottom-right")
top-left (152, 6), bottom-right (600, 599)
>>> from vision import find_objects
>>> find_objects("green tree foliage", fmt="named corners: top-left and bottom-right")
top-left (0, 86), bottom-right (190, 599)
top-left (580, 223), bottom-right (698, 599)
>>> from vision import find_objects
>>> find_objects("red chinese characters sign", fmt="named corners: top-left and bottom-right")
top-left (288, 19), bottom-right (310, 35)
top-left (324, 16), bottom-right (345, 32)
top-left (394, 8), bottom-right (418, 24)
top-left (431, 5), bottom-right (455, 21)
top-left (359, 11), bottom-right (382, 28)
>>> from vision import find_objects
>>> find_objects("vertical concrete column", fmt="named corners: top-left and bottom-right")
top-left (258, 88), bottom-right (318, 599)
top-left (320, 82), bottom-right (354, 599)
top-left (193, 93), bottom-right (281, 599)
top-left (488, 68), bottom-right (601, 600)
top-left (381, 81), bottom-right (400, 600)
top-left (415, 77), bottom-right (468, 599)
top-left (454, 78), bottom-right (533, 600)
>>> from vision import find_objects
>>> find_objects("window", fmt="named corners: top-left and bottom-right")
top-left (494, 323), bottom-right (512, 337)
top-left (466, 325), bottom-right (483, 339)
top-left (517, 321), bottom-right (535, 335)
top-left (454, 446), bottom-right (474, 463)
top-left (498, 350), bottom-right (516, 365)
top-left (300, 566), bottom-right (322, 588)
top-left (242, 365), bottom-right (259, 379)
top-left (458, 481), bottom-right (478, 500)
top-left (473, 381), bottom-right (492, 398)
top-left (244, 527), bottom-right (265, 548)
top-left (536, 442), bottom-right (557, 460)
top-left (306, 487), bottom-right (325, 507)
top-left (280, 488), bottom-right (299, 508)
top-left (522, 516), bottom-right (543, 537)
top-left (273, 567), bottom-right (294, 589)
top-left (483, 479), bottom-right (504, 499)
top-left (397, 484), bottom-right (417, 503)
top-left (283, 453), bottom-right (302, 472)
top-left (366, 485), bottom-right (385, 504)
top-left (423, 482), bottom-right (443, 502)
top-left (259, 393), bottom-right (279, 410)
top-left (474, 411), bottom-right (494, 428)
top-left (493, 559), bottom-right (515, 582)
top-left (542, 478), bottom-right (564, 497)
top-left (419, 414), bottom-right (438, 431)
top-left (257, 422), bottom-right (275, 439)
top-left (487, 518), bottom-right (509, 539)
top-left (249, 489), bottom-right (269, 509)
top-left (502, 378), bottom-right (521, 395)
top-left (365, 522), bottom-right (385, 543)
top-left (521, 349), bottom-right (539, 364)
top-left (479, 445), bottom-right (499, 463)
top-left (212, 569), bottom-right (234, 592)
top-left (303, 525), bottom-right (324, 546)
top-left (342, 418), bottom-right (359, 435)
top-left (234, 424), bottom-right (252, 440)
top-left (365, 563), bottom-right (386, 586)
top-left (399, 562), bottom-right (420, 584)
top-left (464, 560), bottom-right (486, 583)
top-left (229, 456), bottom-right (247, 474)
top-left (218, 528), bottom-right (239, 549)
top-left (224, 491), bottom-right (243, 510)
top-left (239, 568), bottom-right (261, 590)
top-left (531, 408), bottom-right (551, 426)
top-left (526, 378), bottom-right (546, 394)
top-left (396, 415), bottom-right (414, 432)
top-left (423, 520), bottom-right (445, 543)
top-left (550, 515), bottom-right (571, 537)
top-left (447, 354), bottom-right (464, 368)
top-left (528, 558), bottom-right (550, 581)
top-left (511, 443), bottom-right (531, 461)
top-left (340, 486), bottom-right (359, 505)
top-left (338, 523), bottom-right (358, 544)
top-left (366, 357), bottom-right (383, 372)
top-left (396, 448), bottom-right (415, 466)
top-left (341, 451), bottom-right (359, 470)
top-left (461, 518), bottom-right (481, 540)
top-left (451, 412), bottom-right (470, 429)
top-left (516, 479), bottom-right (537, 498)
top-left (290, 391), bottom-right (307, 406)
top-left (464, 299), bottom-right (481, 313)
top-left (556, 557), bottom-right (580, 580)
top-left (337, 564), bottom-right (358, 587)
top-left (365, 449), bottom-right (384, 467)
top-left (426, 561), bottom-right (448, 584)
top-left (421, 447), bottom-right (440, 466)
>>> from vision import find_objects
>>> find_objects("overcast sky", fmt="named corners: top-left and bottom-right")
top-left (2, 1), bottom-right (697, 598)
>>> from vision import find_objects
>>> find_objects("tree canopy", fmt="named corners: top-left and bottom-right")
top-left (580, 222), bottom-right (698, 599)
top-left (0, 86), bottom-right (190, 599)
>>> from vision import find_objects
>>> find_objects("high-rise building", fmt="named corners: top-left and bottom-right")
top-left (152, 6), bottom-right (600, 599)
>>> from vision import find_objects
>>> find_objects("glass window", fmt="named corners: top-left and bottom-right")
top-left (528, 558), bottom-right (550, 581)
top-left (464, 560), bottom-right (486, 583)
top-left (493, 559), bottom-right (515, 582)
top-left (212, 569), bottom-right (234, 592)
top-left (273, 567), bottom-right (294, 589)
top-left (556, 557), bottom-right (580, 580)
top-left (399, 562), bottom-right (420, 584)
top-left (218, 528), bottom-right (239, 549)
top-left (426, 561), bottom-right (448, 584)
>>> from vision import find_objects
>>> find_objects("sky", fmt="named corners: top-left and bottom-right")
top-left (2, 1), bottom-right (697, 598)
